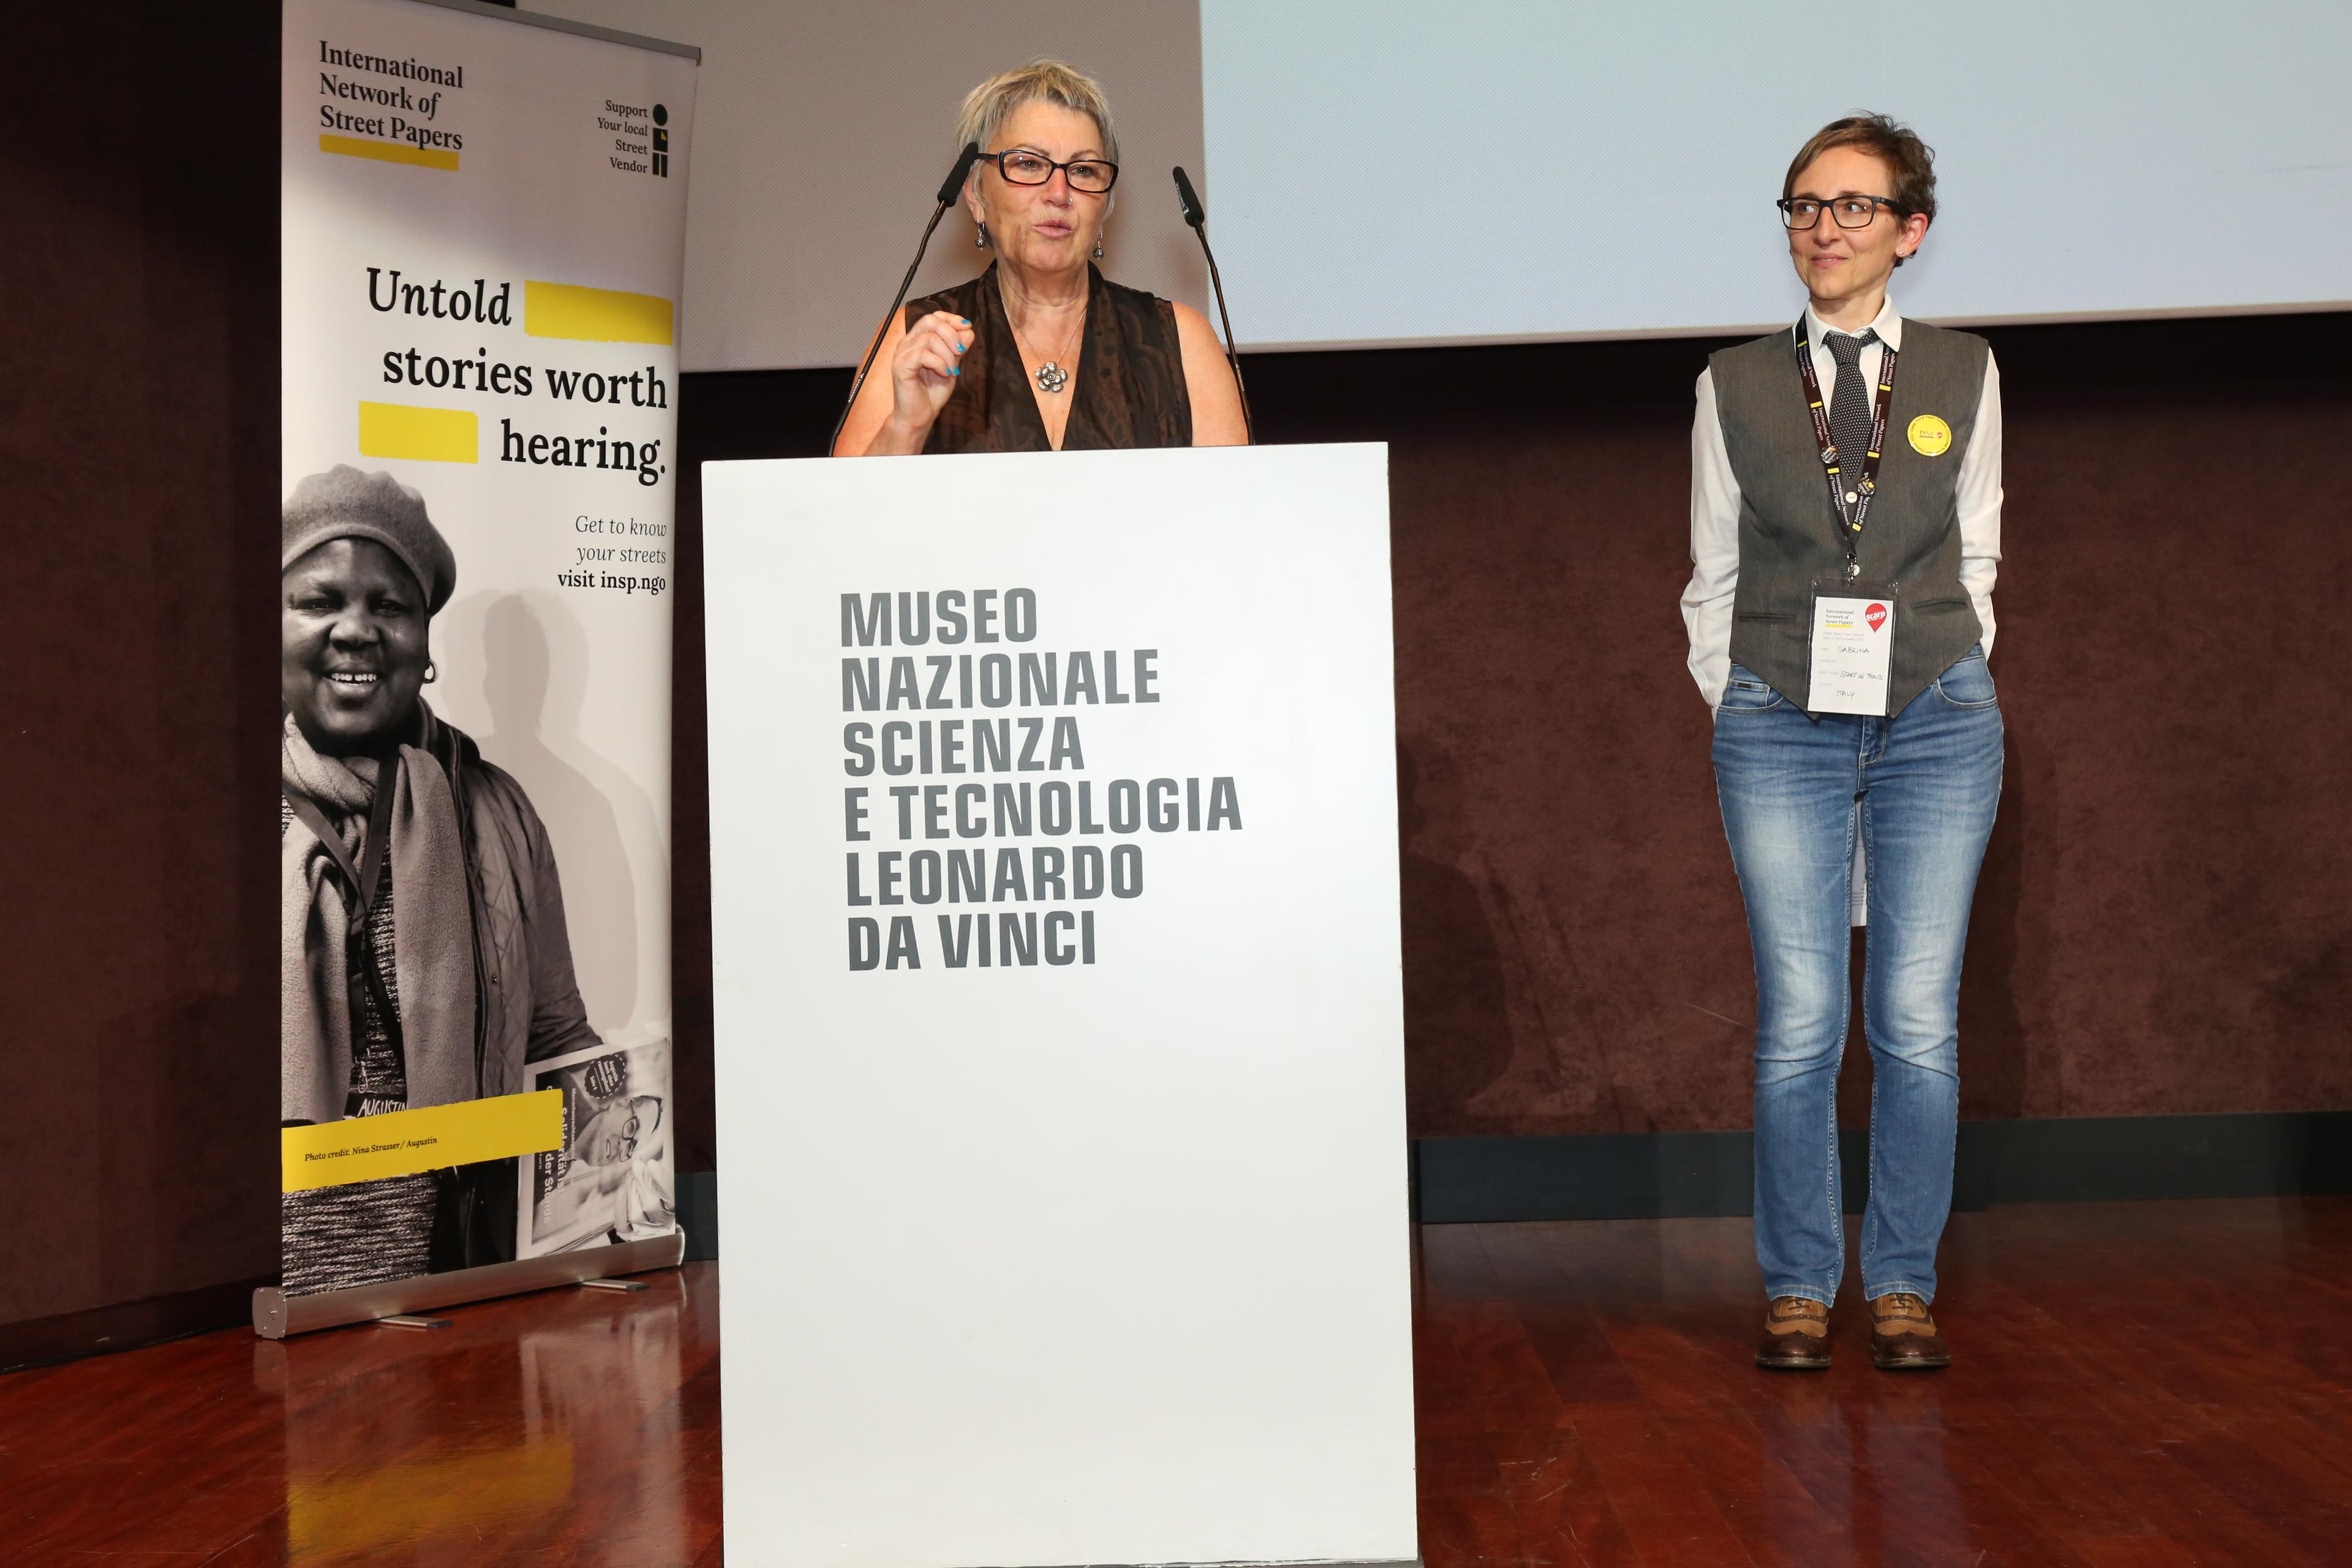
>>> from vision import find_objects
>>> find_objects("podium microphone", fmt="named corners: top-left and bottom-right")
top-left (1172, 166), bottom-right (1254, 443)
top-left (830, 141), bottom-right (982, 455)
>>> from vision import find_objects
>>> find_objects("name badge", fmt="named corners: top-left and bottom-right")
top-left (1807, 585), bottom-right (1896, 716)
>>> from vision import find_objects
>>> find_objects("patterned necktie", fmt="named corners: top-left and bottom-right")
top-left (1825, 328), bottom-right (1881, 491)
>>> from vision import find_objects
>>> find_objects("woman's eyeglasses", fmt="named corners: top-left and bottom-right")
top-left (1777, 195), bottom-right (1903, 230)
top-left (985, 150), bottom-right (1118, 194)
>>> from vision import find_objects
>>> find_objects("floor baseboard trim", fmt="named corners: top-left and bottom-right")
top-left (1, 1276), bottom-right (273, 1375)
top-left (1411, 1110), bottom-right (2352, 1223)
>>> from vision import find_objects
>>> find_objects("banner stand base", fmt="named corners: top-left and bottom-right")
top-left (252, 1229), bottom-right (687, 1339)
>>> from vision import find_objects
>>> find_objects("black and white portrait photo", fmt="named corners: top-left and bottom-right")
top-left (278, 465), bottom-right (622, 1295)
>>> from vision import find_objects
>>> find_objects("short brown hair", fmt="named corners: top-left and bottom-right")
top-left (1784, 112), bottom-right (1938, 224)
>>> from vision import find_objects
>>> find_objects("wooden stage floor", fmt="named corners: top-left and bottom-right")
top-left (3, 1197), bottom-right (2348, 1566)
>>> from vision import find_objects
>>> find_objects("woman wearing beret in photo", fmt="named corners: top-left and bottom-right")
top-left (279, 465), bottom-right (600, 1294)
top-left (833, 59), bottom-right (1248, 456)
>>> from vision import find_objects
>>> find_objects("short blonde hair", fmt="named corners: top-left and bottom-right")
top-left (956, 59), bottom-right (1118, 168)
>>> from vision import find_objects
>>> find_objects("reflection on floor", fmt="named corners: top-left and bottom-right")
top-left (3, 1199), bottom-right (2348, 1566)
top-left (1, 1266), bottom-right (718, 1566)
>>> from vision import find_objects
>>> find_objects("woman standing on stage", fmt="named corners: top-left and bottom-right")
top-left (1681, 115), bottom-right (2005, 1373)
top-left (832, 60), bottom-right (1248, 455)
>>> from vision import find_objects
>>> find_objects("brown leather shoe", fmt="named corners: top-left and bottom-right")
top-left (1755, 1295), bottom-right (1831, 1370)
top-left (1868, 1292), bottom-right (1951, 1370)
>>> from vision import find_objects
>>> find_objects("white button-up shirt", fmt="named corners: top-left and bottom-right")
top-left (1679, 295), bottom-right (2003, 706)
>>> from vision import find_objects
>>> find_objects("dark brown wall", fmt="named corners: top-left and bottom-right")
top-left (1246, 317), bottom-right (2352, 1136)
top-left (673, 311), bottom-right (2352, 1155)
top-left (4, 5), bottom-right (282, 1327)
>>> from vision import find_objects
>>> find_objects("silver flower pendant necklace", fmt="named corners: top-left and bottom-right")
top-left (1014, 305), bottom-right (1085, 396)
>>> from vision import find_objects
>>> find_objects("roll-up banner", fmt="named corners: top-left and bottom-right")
top-left (270, 0), bottom-right (697, 1335)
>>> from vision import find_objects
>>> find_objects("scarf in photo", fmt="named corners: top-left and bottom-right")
top-left (281, 707), bottom-right (478, 1123)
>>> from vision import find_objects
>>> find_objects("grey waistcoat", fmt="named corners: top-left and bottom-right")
top-left (1714, 317), bottom-right (1988, 715)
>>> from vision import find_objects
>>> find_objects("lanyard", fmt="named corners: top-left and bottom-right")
top-left (1792, 317), bottom-right (1899, 582)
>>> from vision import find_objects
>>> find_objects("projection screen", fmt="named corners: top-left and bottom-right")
top-left (541, 0), bottom-right (2351, 368)
top-left (1202, 0), bottom-right (2352, 349)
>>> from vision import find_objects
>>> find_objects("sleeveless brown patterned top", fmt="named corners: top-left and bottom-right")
top-left (902, 263), bottom-right (1191, 452)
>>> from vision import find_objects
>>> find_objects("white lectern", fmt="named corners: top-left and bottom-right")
top-left (703, 445), bottom-right (1417, 1568)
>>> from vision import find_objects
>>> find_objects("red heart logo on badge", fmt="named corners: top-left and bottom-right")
top-left (1866, 603), bottom-right (1888, 633)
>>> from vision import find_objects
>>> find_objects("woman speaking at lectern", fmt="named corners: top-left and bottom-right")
top-left (833, 60), bottom-right (1248, 455)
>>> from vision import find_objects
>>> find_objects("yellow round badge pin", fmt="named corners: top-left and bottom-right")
top-left (1908, 414), bottom-right (1953, 456)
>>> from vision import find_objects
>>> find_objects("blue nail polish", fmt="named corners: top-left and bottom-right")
top-left (951, 366), bottom-right (960, 375)
top-left (954, 342), bottom-right (965, 353)
top-left (959, 318), bottom-right (971, 326)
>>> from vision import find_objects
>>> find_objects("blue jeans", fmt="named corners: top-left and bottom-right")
top-left (1712, 647), bottom-right (2003, 1306)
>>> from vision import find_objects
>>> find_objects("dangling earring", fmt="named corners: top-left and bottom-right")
top-left (976, 222), bottom-right (990, 249)
top-left (423, 660), bottom-right (439, 685)
top-left (1093, 232), bottom-right (1104, 260)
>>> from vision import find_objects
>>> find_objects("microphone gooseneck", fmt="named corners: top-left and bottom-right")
top-left (1170, 166), bottom-right (1253, 443)
top-left (831, 142), bottom-right (982, 456)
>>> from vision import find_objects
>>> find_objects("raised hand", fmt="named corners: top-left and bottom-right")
top-left (889, 310), bottom-right (977, 433)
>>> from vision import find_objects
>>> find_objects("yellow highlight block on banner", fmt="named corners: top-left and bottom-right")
top-left (525, 280), bottom-right (676, 345)
top-left (319, 134), bottom-right (461, 172)
top-left (358, 401), bottom-right (479, 464)
top-left (282, 1090), bottom-right (562, 1193)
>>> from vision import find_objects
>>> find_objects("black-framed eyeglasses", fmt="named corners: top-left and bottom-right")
top-left (984, 149), bottom-right (1119, 194)
top-left (1778, 195), bottom-right (1903, 230)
